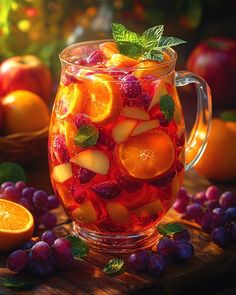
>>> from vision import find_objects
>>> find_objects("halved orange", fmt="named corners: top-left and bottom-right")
top-left (0, 199), bottom-right (34, 252)
top-left (56, 83), bottom-right (88, 119)
top-left (83, 73), bottom-right (122, 124)
top-left (118, 130), bottom-right (175, 180)
top-left (106, 53), bottom-right (138, 68)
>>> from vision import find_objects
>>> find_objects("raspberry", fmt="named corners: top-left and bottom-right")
top-left (77, 167), bottom-right (96, 184)
top-left (121, 74), bottom-right (142, 98)
top-left (116, 175), bottom-right (143, 193)
top-left (53, 135), bottom-right (69, 164)
top-left (91, 181), bottom-right (121, 199)
top-left (87, 50), bottom-right (106, 65)
top-left (99, 218), bottom-right (125, 233)
top-left (74, 113), bottom-right (91, 129)
top-left (127, 92), bottom-right (151, 110)
top-left (72, 186), bottom-right (87, 204)
top-left (97, 129), bottom-right (116, 150)
top-left (149, 169), bottom-right (176, 187)
top-left (176, 133), bottom-right (185, 147)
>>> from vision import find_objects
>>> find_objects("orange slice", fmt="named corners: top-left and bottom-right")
top-left (83, 73), bottom-right (122, 124)
top-left (99, 42), bottom-right (119, 58)
top-left (0, 199), bottom-right (34, 252)
top-left (55, 83), bottom-right (88, 119)
top-left (118, 130), bottom-right (175, 180)
top-left (106, 53), bottom-right (138, 68)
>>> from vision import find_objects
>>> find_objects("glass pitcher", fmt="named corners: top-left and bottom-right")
top-left (48, 40), bottom-right (211, 252)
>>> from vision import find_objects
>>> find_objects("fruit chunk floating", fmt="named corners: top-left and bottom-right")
top-left (49, 23), bottom-right (186, 235)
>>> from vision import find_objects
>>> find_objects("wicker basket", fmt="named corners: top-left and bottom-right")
top-left (0, 127), bottom-right (49, 164)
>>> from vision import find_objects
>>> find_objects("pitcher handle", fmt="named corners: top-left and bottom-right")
top-left (175, 71), bottom-right (212, 171)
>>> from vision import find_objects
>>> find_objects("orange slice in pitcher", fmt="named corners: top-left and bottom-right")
top-left (83, 73), bottom-right (122, 124)
top-left (118, 130), bottom-right (175, 180)
top-left (99, 42), bottom-right (119, 58)
top-left (106, 54), bottom-right (138, 68)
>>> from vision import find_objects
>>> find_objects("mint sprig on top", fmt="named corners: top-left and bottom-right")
top-left (111, 23), bottom-right (186, 62)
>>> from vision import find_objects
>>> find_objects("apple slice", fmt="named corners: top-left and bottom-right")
top-left (131, 120), bottom-right (160, 136)
top-left (72, 201), bottom-right (97, 223)
top-left (121, 107), bottom-right (150, 120)
top-left (106, 202), bottom-right (130, 224)
top-left (112, 119), bottom-right (137, 143)
top-left (132, 199), bottom-right (163, 217)
top-left (52, 163), bottom-right (73, 183)
top-left (148, 79), bottom-right (168, 111)
top-left (70, 149), bottom-right (109, 175)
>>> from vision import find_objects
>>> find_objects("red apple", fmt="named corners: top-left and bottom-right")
top-left (0, 55), bottom-right (52, 103)
top-left (187, 37), bottom-right (236, 109)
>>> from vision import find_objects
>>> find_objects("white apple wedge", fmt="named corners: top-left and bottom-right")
top-left (52, 163), bottom-right (73, 183)
top-left (112, 119), bottom-right (137, 143)
top-left (131, 120), bottom-right (160, 136)
top-left (148, 79), bottom-right (168, 111)
top-left (70, 149), bottom-right (109, 175)
top-left (121, 106), bottom-right (150, 120)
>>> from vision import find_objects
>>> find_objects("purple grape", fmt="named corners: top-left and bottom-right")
top-left (116, 175), bottom-right (143, 193)
top-left (200, 212), bottom-right (213, 233)
top-left (19, 197), bottom-right (32, 210)
top-left (148, 254), bottom-right (166, 276)
top-left (53, 237), bottom-right (71, 257)
top-left (211, 227), bottom-right (230, 247)
top-left (32, 190), bottom-right (48, 208)
top-left (121, 74), bottom-right (142, 98)
top-left (21, 240), bottom-right (35, 250)
top-left (173, 198), bottom-right (188, 214)
top-left (7, 250), bottom-right (28, 272)
top-left (87, 50), bottom-right (105, 64)
top-left (74, 113), bottom-right (91, 129)
top-left (177, 187), bottom-right (189, 202)
top-left (21, 187), bottom-right (35, 201)
top-left (211, 208), bottom-right (227, 227)
top-left (205, 186), bottom-right (220, 201)
top-left (15, 181), bottom-right (27, 194)
top-left (1, 181), bottom-right (14, 191)
top-left (54, 253), bottom-right (74, 271)
top-left (175, 240), bottom-right (194, 261)
top-left (91, 181), bottom-right (121, 199)
top-left (41, 230), bottom-right (56, 246)
top-left (47, 195), bottom-right (60, 210)
top-left (42, 212), bottom-right (57, 229)
top-left (77, 167), bottom-right (96, 184)
top-left (128, 250), bottom-right (150, 271)
top-left (192, 192), bottom-right (206, 205)
top-left (156, 237), bottom-right (176, 259)
top-left (173, 229), bottom-right (191, 241)
top-left (3, 186), bottom-right (19, 202)
top-left (225, 207), bottom-right (236, 221)
top-left (186, 203), bottom-right (203, 218)
top-left (204, 200), bottom-right (220, 211)
top-left (219, 191), bottom-right (236, 209)
top-left (53, 134), bottom-right (69, 164)
top-left (32, 241), bottom-right (51, 261)
top-left (32, 257), bottom-right (55, 277)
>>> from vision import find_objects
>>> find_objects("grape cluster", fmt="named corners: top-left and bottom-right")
top-left (129, 228), bottom-right (194, 277)
top-left (173, 186), bottom-right (236, 247)
top-left (0, 181), bottom-right (60, 231)
top-left (7, 231), bottom-right (74, 276)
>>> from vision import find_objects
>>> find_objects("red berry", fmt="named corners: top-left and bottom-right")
top-left (91, 181), bottom-right (121, 199)
top-left (87, 50), bottom-right (106, 65)
top-left (53, 134), bottom-right (69, 164)
top-left (74, 113), bottom-right (91, 129)
top-left (97, 129), bottom-right (116, 150)
top-left (116, 174), bottom-right (143, 193)
top-left (121, 74), bottom-right (142, 98)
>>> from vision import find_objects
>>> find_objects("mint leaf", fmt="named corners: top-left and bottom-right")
top-left (66, 235), bottom-right (89, 258)
top-left (157, 223), bottom-right (183, 236)
top-left (0, 162), bottom-right (27, 185)
top-left (142, 25), bottom-right (164, 50)
top-left (103, 258), bottom-right (124, 275)
top-left (220, 111), bottom-right (236, 122)
top-left (160, 95), bottom-right (175, 122)
top-left (142, 50), bottom-right (164, 62)
top-left (75, 125), bottom-right (99, 148)
top-left (158, 36), bottom-right (187, 49)
top-left (0, 277), bottom-right (34, 289)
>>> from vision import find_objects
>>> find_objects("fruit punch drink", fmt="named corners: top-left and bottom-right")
top-left (49, 25), bottom-right (212, 252)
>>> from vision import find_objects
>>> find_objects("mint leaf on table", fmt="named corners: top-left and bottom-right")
top-left (75, 125), bottom-right (99, 148)
top-left (103, 258), bottom-right (124, 275)
top-left (66, 235), bottom-right (89, 258)
top-left (0, 276), bottom-right (34, 289)
top-left (0, 162), bottom-right (27, 185)
top-left (111, 23), bottom-right (186, 62)
top-left (219, 111), bottom-right (236, 122)
top-left (157, 223), bottom-right (183, 236)
top-left (160, 95), bottom-right (175, 122)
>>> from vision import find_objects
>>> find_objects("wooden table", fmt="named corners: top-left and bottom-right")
top-left (0, 158), bottom-right (236, 295)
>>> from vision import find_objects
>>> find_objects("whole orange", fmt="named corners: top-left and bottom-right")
top-left (2, 90), bottom-right (50, 134)
top-left (195, 118), bottom-right (236, 181)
